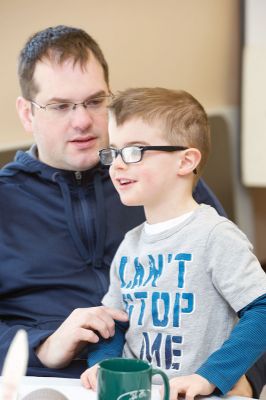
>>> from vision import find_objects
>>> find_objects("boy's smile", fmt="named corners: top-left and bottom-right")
top-left (115, 177), bottom-right (137, 188)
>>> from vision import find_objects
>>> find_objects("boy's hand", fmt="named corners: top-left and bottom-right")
top-left (80, 364), bottom-right (98, 391)
top-left (162, 374), bottom-right (215, 400)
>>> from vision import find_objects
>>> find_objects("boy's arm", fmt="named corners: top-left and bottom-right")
top-left (196, 293), bottom-right (266, 395)
top-left (87, 320), bottom-right (128, 367)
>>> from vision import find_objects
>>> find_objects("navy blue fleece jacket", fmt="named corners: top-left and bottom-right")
top-left (0, 148), bottom-right (226, 378)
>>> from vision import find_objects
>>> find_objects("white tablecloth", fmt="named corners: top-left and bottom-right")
top-left (0, 376), bottom-right (255, 400)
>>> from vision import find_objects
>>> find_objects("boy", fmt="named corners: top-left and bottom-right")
top-left (81, 88), bottom-right (266, 399)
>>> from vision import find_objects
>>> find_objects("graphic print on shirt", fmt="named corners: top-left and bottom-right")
top-left (119, 252), bottom-right (194, 371)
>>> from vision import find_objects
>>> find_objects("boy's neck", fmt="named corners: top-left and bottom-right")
top-left (144, 193), bottom-right (199, 224)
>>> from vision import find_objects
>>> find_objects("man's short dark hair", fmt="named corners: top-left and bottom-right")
top-left (18, 25), bottom-right (109, 99)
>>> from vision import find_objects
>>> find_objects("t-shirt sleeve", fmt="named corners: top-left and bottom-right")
top-left (206, 220), bottom-right (266, 312)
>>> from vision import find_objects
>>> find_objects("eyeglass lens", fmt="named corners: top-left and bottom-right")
top-left (99, 147), bottom-right (142, 165)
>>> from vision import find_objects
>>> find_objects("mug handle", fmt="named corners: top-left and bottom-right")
top-left (151, 368), bottom-right (170, 400)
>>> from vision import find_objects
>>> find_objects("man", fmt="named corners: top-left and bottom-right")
top-left (0, 25), bottom-right (264, 396)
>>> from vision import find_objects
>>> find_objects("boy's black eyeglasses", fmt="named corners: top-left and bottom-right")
top-left (99, 145), bottom-right (188, 165)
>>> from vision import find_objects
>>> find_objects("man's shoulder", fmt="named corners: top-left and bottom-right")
top-left (194, 178), bottom-right (227, 217)
top-left (0, 150), bottom-right (41, 195)
top-left (0, 160), bottom-right (21, 183)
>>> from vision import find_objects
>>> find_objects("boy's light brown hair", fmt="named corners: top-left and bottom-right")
top-left (109, 87), bottom-right (210, 175)
top-left (18, 25), bottom-right (109, 101)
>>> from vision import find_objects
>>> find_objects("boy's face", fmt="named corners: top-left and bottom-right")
top-left (108, 116), bottom-right (182, 214)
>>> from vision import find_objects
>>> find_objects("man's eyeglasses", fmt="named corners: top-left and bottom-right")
top-left (99, 145), bottom-right (188, 165)
top-left (30, 94), bottom-right (113, 117)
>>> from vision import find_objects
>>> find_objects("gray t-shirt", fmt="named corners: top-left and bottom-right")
top-left (102, 204), bottom-right (266, 380)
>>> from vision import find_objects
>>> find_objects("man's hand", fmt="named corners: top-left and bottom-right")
top-left (36, 306), bottom-right (128, 368)
top-left (162, 374), bottom-right (215, 400)
top-left (227, 375), bottom-right (253, 398)
top-left (80, 364), bottom-right (98, 390)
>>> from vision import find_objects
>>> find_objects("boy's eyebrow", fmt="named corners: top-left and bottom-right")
top-left (109, 141), bottom-right (150, 148)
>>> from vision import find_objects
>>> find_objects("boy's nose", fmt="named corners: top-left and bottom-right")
top-left (112, 153), bottom-right (127, 169)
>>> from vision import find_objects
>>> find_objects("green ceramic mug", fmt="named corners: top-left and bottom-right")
top-left (97, 357), bottom-right (169, 400)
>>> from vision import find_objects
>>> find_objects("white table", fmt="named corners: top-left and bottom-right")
top-left (0, 376), bottom-right (255, 400)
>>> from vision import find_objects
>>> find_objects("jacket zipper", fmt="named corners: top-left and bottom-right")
top-left (74, 171), bottom-right (107, 295)
top-left (73, 171), bottom-right (95, 259)
top-left (75, 171), bottom-right (82, 184)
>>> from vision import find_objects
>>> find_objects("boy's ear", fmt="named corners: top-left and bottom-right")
top-left (177, 148), bottom-right (201, 176)
top-left (16, 96), bottom-right (34, 133)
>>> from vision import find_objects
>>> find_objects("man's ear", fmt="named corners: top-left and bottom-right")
top-left (177, 148), bottom-right (201, 176)
top-left (16, 96), bottom-right (34, 133)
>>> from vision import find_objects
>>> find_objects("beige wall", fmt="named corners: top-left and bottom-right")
top-left (0, 0), bottom-right (240, 149)
top-left (3, 1), bottom-right (266, 261)
top-left (5, 1), bottom-right (266, 262)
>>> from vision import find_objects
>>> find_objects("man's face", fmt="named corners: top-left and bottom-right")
top-left (18, 54), bottom-right (109, 171)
